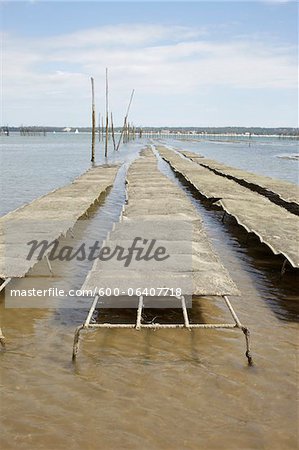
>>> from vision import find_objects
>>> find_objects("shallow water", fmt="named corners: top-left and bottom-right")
top-left (0, 132), bottom-right (144, 216)
top-left (164, 136), bottom-right (299, 184)
top-left (0, 135), bottom-right (298, 449)
top-left (1, 133), bottom-right (298, 217)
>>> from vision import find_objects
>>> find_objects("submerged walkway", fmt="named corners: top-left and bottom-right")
top-left (156, 146), bottom-right (299, 269)
top-left (0, 165), bottom-right (119, 281)
top-left (179, 149), bottom-right (299, 213)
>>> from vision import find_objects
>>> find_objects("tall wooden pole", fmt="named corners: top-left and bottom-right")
top-left (98, 113), bottom-right (101, 142)
top-left (90, 77), bottom-right (95, 162)
top-left (105, 68), bottom-right (109, 158)
top-left (101, 116), bottom-right (104, 141)
top-left (116, 89), bottom-right (135, 151)
top-left (122, 117), bottom-right (127, 144)
top-left (111, 112), bottom-right (116, 151)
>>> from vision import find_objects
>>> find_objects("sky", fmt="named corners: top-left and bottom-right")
top-left (1, 1), bottom-right (298, 127)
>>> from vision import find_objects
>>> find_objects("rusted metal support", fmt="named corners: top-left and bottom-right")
top-left (72, 325), bottom-right (84, 360)
top-left (0, 327), bottom-right (5, 349)
top-left (88, 323), bottom-right (237, 329)
top-left (242, 327), bottom-right (253, 366)
top-left (72, 294), bottom-right (253, 365)
top-left (72, 295), bottom-right (99, 359)
top-left (223, 295), bottom-right (253, 365)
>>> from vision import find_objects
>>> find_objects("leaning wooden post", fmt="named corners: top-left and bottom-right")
top-left (116, 89), bottom-right (135, 151)
top-left (105, 68), bottom-right (109, 158)
top-left (125, 120), bottom-right (129, 143)
top-left (90, 77), bottom-right (96, 162)
top-left (111, 112), bottom-right (116, 151)
top-left (118, 118), bottom-right (126, 149)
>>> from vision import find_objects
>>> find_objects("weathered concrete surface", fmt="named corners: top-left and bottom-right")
top-left (82, 148), bottom-right (239, 296)
top-left (157, 146), bottom-right (258, 200)
top-left (179, 149), bottom-right (299, 207)
top-left (157, 146), bottom-right (299, 269)
top-left (0, 165), bottom-right (119, 279)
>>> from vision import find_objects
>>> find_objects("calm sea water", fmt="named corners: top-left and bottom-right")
top-left (0, 132), bottom-right (145, 216)
top-left (165, 135), bottom-right (299, 183)
top-left (0, 132), bottom-right (298, 216)
top-left (0, 133), bottom-right (298, 450)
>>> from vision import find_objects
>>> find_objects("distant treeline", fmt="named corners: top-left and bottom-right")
top-left (144, 127), bottom-right (299, 136)
top-left (1, 126), bottom-right (298, 136)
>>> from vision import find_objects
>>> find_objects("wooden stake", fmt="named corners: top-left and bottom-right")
top-left (90, 77), bottom-right (96, 162)
top-left (116, 89), bottom-right (135, 151)
top-left (105, 68), bottom-right (109, 158)
top-left (111, 112), bottom-right (116, 151)
top-left (122, 117), bottom-right (127, 144)
top-left (98, 113), bottom-right (101, 142)
top-left (101, 116), bottom-right (104, 141)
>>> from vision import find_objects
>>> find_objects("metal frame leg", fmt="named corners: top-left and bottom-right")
top-left (0, 327), bottom-right (5, 349)
top-left (72, 295), bottom-right (99, 360)
top-left (0, 279), bottom-right (11, 348)
top-left (136, 296), bottom-right (143, 330)
top-left (45, 255), bottom-right (53, 276)
top-left (72, 325), bottom-right (84, 360)
top-left (180, 296), bottom-right (191, 330)
top-left (0, 278), bottom-right (11, 293)
top-left (223, 295), bottom-right (253, 365)
top-left (242, 327), bottom-right (253, 366)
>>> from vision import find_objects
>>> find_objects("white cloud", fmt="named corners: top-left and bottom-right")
top-left (1, 23), bottom-right (297, 125)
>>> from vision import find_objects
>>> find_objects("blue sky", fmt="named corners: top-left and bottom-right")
top-left (1, 1), bottom-right (298, 127)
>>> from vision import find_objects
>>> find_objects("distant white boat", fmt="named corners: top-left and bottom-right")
top-left (75, 129), bottom-right (79, 134)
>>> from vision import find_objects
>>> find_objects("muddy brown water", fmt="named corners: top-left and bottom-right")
top-left (0, 146), bottom-right (298, 450)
